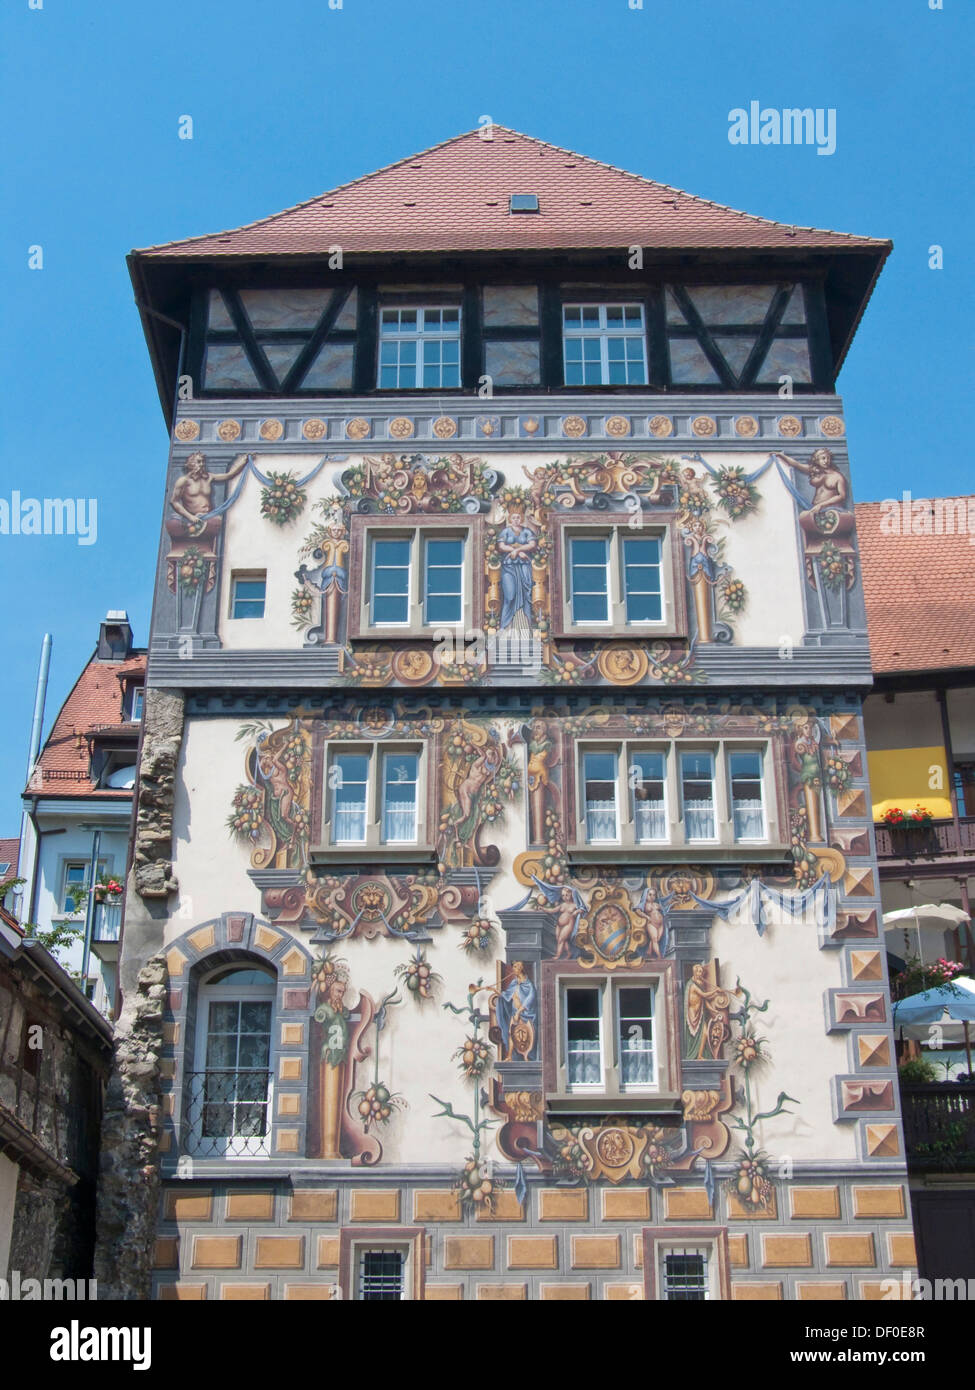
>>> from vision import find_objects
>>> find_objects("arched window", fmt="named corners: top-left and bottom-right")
top-left (188, 963), bottom-right (276, 1158)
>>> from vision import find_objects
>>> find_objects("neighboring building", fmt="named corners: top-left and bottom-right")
top-left (103, 129), bottom-right (916, 1301)
top-left (0, 838), bottom-right (19, 914)
top-left (0, 902), bottom-right (113, 1288)
top-left (858, 499), bottom-right (975, 967)
top-left (858, 496), bottom-right (975, 1284)
top-left (19, 611), bottom-right (146, 1016)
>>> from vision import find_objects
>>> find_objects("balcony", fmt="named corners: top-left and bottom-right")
top-left (900, 1083), bottom-right (975, 1172)
top-left (90, 899), bottom-right (122, 962)
top-left (874, 816), bottom-right (975, 869)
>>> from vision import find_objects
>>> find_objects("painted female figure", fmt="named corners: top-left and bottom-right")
top-left (497, 506), bottom-right (538, 632)
top-left (495, 961), bottom-right (538, 1061)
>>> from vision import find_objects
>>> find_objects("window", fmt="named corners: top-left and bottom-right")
top-left (566, 529), bottom-right (667, 631)
top-left (189, 965), bottom-right (275, 1158)
top-left (563, 982), bottom-right (655, 1093)
top-left (130, 687), bottom-right (144, 722)
top-left (362, 528), bottom-right (468, 633)
top-left (643, 1229), bottom-right (730, 1301)
top-left (543, 962), bottom-right (681, 1113)
top-left (60, 860), bottom-right (105, 915)
top-left (583, 750), bottom-right (619, 842)
top-left (563, 303), bottom-right (647, 386)
top-left (318, 744), bottom-right (429, 856)
top-left (631, 750), bottom-right (667, 843)
top-left (357, 1249), bottom-right (405, 1300)
top-left (954, 762), bottom-right (975, 819)
top-left (729, 750), bottom-right (765, 841)
top-left (340, 1230), bottom-right (424, 1300)
top-left (573, 740), bottom-right (781, 854)
top-left (680, 751), bottom-right (716, 842)
top-left (378, 307), bottom-right (461, 388)
top-left (231, 574), bottom-right (266, 620)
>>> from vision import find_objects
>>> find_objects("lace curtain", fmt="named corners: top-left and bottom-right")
top-left (684, 799), bottom-right (715, 840)
top-left (634, 800), bottom-right (666, 842)
top-left (383, 800), bottom-right (416, 843)
top-left (334, 802), bottom-right (366, 842)
top-left (586, 799), bottom-right (617, 841)
top-left (733, 798), bottom-right (764, 840)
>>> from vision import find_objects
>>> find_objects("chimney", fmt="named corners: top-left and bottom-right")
top-left (96, 609), bottom-right (134, 662)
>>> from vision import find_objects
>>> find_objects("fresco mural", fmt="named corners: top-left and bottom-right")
top-left (216, 694), bottom-right (868, 1202)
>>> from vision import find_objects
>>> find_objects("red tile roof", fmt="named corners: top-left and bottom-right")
top-left (28, 652), bottom-right (146, 799)
top-left (856, 499), bottom-right (975, 675)
top-left (0, 838), bottom-right (19, 877)
top-left (134, 128), bottom-right (890, 260)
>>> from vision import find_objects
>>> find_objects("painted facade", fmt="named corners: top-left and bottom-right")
top-left (107, 132), bottom-right (915, 1301)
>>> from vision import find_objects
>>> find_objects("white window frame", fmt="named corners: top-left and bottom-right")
top-left (574, 739), bottom-right (780, 854)
top-left (560, 978), bottom-right (658, 1097)
top-left (364, 528), bottom-right (469, 635)
top-left (319, 741), bottom-right (429, 856)
top-left (230, 571), bottom-right (267, 621)
top-left (377, 305), bottom-right (462, 389)
top-left (564, 525), bottom-right (671, 633)
top-left (562, 302), bottom-right (648, 386)
top-left (728, 747), bottom-right (767, 843)
top-left (58, 858), bottom-right (106, 917)
top-left (190, 967), bottom-right (276, 1160)
top-left (680, 748), bottom-right (718, 845)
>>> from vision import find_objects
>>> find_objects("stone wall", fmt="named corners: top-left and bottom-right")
top-left (93, 955), bottom-right (167, 1300)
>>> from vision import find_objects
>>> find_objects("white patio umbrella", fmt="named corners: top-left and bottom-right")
top-left (883, 903), bottom-right (971, 964)
top-left (893, 976), bottom-right (975, 1076)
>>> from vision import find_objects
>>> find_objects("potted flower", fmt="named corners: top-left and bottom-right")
top-left (93, 874), bottom-right (123, 904)
top-left (882, 805), bottom-right (937, 854)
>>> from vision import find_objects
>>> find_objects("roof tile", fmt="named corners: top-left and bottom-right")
top-left (134, 128), bottom-right (889, 260)
top-left (856, 499), bottom-right (975, 675)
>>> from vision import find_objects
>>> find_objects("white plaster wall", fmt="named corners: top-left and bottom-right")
top-left (710, 910), bottom-right (859, 1163)
top-left (172, 713), bottom-right (860, 1166)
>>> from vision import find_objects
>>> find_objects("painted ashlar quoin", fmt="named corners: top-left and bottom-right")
top-left (100, 129), bottom-right (915, 1301)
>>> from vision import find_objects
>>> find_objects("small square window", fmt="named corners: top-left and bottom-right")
top-left (509, 193), bottom-right (539, 213)
top-left (231, 575), bottom-right (266, 620)
top-left (661, 1249), bottom-right (710, 1300)
top-left (358, 1249), bottom-right (406, 1300)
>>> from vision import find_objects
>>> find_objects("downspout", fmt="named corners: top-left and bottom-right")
top-left (19, 634), bottom-right (52, 920)
top-left (80, 827), bottom-right (101, 989)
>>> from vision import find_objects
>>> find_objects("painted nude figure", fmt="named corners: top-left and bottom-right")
top-left (777, 448), bottom-right (848, 518)
top-left (170, 452), bottom-right (248, 533)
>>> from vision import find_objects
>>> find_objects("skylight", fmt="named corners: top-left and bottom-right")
top-left (509, 193), bottom-right (539, 213)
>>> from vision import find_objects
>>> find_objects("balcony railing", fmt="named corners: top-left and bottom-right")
top-left (874, 816), bottom-right (975, 862)
top-left (900, 1082), bottom-right (975, 1171)
top-left (183, 1069), bottom-right (272, 1158)
top-left (92, 900), bottom-right (122, 941)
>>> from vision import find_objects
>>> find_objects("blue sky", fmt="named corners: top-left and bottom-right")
top-left (0, 0), bottom-right (970, 830)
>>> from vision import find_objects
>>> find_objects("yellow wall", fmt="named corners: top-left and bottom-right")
top-left (867, 746), bottom-right (951, 820)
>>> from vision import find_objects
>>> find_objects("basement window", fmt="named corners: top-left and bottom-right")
top-left (509, 193), bottom-right (539, 213)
